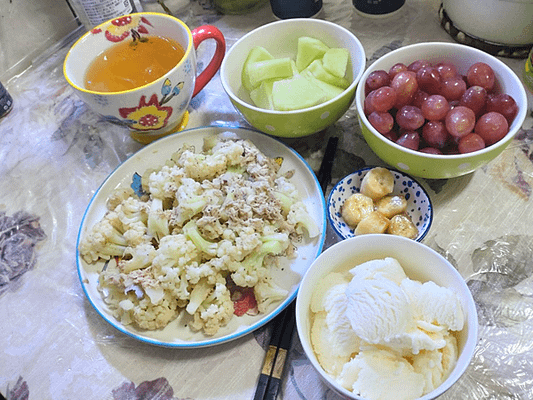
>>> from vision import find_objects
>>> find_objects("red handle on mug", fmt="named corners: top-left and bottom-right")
top-left (191, 25), bottom-right (226, 97)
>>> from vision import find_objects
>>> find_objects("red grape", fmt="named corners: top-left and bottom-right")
top-left (389, 63), bottom-right (408, 79)
top-left (458, 133), bottom-right (485, 153)
top-left (416, 66), bottom-right (442, 94)
top-left (440, 76), bottom-right (467, 101)
top-left (459, 86), bottom-right (487, 116)
top-left (369, 86), bottom-right (397, 112)
top-left (422, 120), bottom-right (449, 148)
top-left (365, 70), bottom-right (391, 95)
top-left (408, 59), bottom-right (431, 72)
top-left (396, 105), bottom-right (425, 130)
top-left (368, 111), bottom-right (394, 134)
top-left (445, 106), bottom-right (476, 138)
top-left (364, 90), bottom-right (376, 115)
top-left (435, 62), bottom-right (458, 79)
top-left (474, 111), bottom-right (509, 145)
top-left (485, 93), bottom-right (518, 124)
top-left (412, 90), bottom-right (429, 108)
top-left (396, 131), bottom-right (420, 150)
top-left (391, 71), bottom-right (418, 108)
top-left (467, 62), bottom-right (495, 91)
top-left (421, 94), bottom-right (450, 121)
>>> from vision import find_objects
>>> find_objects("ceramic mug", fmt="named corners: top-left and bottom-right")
top-left (63, 12), bottom-right (225, 144)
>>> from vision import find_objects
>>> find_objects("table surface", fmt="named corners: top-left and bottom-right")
top-left (2, 0), bottom-right (533, 399)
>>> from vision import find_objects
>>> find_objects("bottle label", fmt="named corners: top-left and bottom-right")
top-left (80, 0), bottom-right (133, 25)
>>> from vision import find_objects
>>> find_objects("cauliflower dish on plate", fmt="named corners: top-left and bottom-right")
top-left (78, 133), bottom-right (319, 336)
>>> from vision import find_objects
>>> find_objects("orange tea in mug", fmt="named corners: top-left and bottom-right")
top-left (84, 35), bottom-right (185, 92)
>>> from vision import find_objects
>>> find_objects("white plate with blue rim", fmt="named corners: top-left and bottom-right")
top-left (76, 126), bottom-right (326, 348)
top-left (327, 166), bottom-right (432, 242)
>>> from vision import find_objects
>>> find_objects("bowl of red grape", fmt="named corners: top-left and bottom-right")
top-left (355, 42), bottom-right (527, 179)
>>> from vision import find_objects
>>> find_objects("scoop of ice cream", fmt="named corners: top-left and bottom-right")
top-left (349, 257), bottom-right (407, 285)
top-left (412, 333), bottom-right (459, 393)
top-left (337, 347), bottom-right (425, 400)
top-left (401, 278), bottom-right (465, 331)
top-left (311, 283), bottom-right (361, 376)
top-left (345, 276), bottom-right (412, 344)
top-left (311, 312), bottom-right (352, 376)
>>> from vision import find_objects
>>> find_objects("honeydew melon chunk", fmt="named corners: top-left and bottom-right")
top-left (272, 75), bottom-right (327, 111)
top-left (250, 79), bottom-right (275, 110)
top-left (295, 36), bottom-right (330, 71)
top-left (322, 48), bottom-right (350, 78)
top-left (305, 59), bottom-right (350, 89)
top-left (247, 57), bottom-right (293, 89)
top-left (301, 70), bottom-right (344, 101)
top-left (242, 46), bottom-right (274, 91)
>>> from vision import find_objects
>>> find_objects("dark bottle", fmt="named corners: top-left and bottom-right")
top-left (0, 82), bottom-right (13, 119)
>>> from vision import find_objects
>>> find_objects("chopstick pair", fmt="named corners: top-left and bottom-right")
top-left (253, 136), bottom-right (339, 400)
top-left (253, 300), bottom-right (296, 400)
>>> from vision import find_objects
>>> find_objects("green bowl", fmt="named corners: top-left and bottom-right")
top-left (220, 19), bottom-right (366, 138)
top-left (355, 42), bottom-right (528, 179)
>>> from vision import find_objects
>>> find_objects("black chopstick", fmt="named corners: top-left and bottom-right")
top-left (253, 136), bottom-right (339, 400)
top-left (317, 136), bottom-right (339, 193)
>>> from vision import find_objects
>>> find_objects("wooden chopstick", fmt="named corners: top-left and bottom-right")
top-left (253, 136), bottom-right (339, 400)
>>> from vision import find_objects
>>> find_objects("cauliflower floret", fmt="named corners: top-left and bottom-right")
top-left (183, 220), bottom-right (218, 257)
top-left (119, 242), bottom-right (157, 273)
top-left (106, 187), bottom-right (136, 211)
top-left (79, 211), bottom-right (128, 263)
top-left (176, 139), bottom-right (246, 182)
top-left (151, 234), bottom-right (200, 300)
top-left (146, 164), bottom-right (186, 200)
top-left (230, 233), bottom-right (290, 287)
top-left (287, 201), bottom-right (320, 238)
top-left (189, 280), bottom-right (235, 336)
top-left (114, 196), bottom-right (149, 228)
top-left (254, 277), bottom-right (289, 314)
top-left (172, 178), bottom-right (211, 226)
top-left (178, 149), bottom-right (228, 182)
top-left (131, 292), bottom-right (180, 330)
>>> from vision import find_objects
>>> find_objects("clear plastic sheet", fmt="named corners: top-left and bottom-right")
top-left (1, 0), bottom-right (533, 398)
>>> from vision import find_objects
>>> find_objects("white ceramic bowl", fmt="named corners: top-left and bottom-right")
top-left (355, 42), bottom-right (528, 179)
top-left (296, 234), bottom-right (478, 400)
top-left (328, 166), bottom-right (433, 241)
top-left (220, 18), bottom-right (366, 138)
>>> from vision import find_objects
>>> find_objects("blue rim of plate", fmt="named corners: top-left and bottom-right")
top-left (76, 125), bottom-right (326, 348)
top-left (327, 166), bottom-right (433, 242)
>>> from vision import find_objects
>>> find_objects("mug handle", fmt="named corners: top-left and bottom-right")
top-left (191, 25), bottom-right (226, 97)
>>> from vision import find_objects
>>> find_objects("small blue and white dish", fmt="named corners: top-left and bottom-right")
top-left (327, 166), bottom-right (433, 242)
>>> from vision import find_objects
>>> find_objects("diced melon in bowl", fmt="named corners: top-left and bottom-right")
top-left (272, 75), bottom-right (327, 111)
top-left (250, 80), bottom-right (275, 110)
top-left (304, 59), bottom-right (350, 89)
top-left (241, 46), bottom-right (274, 91)
top-left (247, 57), bottom-right (294, 89)
top-left (296, 36), bottom-right (330, 71)
top-left (301, 71), bottom-right (344, 101)
top-left (322, 48), bottom-right (350, 78)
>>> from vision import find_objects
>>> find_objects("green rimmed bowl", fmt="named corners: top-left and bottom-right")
top-left (220, 18), bottom-right (366, 138)
top-left (355, 42), bottom-right (527, 179)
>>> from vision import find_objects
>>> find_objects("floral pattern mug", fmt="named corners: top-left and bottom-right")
top-left (63, 12), bottom-right (225, 143)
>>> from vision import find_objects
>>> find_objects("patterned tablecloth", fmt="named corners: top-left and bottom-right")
top-left (2, 0), bottom-right (533, 399)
